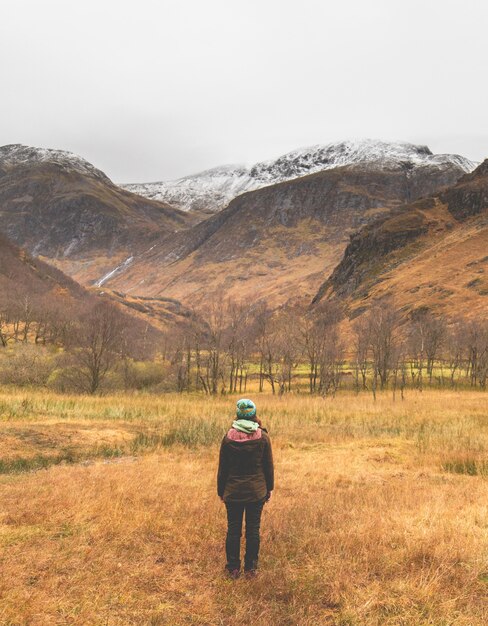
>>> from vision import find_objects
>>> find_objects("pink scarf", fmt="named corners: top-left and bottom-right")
top-left (227, 427), bottom-right (262, 442)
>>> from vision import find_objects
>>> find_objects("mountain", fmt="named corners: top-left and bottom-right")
top-left (122, 140), bottom-right (475, 213)
top-left (0, 141), bottom-right (477, 311)
top-left (101, 143), bottom-right (474, 305)
top-left (313, 160), bottom-right (488, 320)
top-left (0, 144), bottom-right (195, 285)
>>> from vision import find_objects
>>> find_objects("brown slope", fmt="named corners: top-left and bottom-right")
top-left (0, 232), bottom-right (191, 338)
top-left (0, 145), bottom-right (196, 286)
top-left (103, 159), bottom-right (468, 305)
top-left (0, 232), bottom-right (87, 305)
top-left (313, 160), bottom-right (488, 320)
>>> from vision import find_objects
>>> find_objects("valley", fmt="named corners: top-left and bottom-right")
top-left (0, 140), bottom-right (480, 316)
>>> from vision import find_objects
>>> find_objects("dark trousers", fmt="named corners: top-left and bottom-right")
top-left (225, 499), bottom-right (265, 571)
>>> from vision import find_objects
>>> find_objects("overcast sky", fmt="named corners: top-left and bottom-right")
top-left (2, 0), bottom-right (487, 182)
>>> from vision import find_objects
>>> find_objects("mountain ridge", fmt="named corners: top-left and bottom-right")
top-left (104, 152), bottom-right (473, 304)
top-left (122, 140), bottom-right (476, 213)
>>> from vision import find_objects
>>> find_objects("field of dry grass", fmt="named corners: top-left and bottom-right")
top-left (0, 389), bottom-right (487, 625)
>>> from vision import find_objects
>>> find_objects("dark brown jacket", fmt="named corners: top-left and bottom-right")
top-left (217, 430), bottom-right (274, 503)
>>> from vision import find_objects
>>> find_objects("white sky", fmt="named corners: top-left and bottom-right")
top-left (1, 0), bottom-right (487, 182)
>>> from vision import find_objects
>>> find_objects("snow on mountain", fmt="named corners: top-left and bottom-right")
top-left (0, 144), bottom-right (111, 182)
top-left (123, 165), bottom-right (254, 214)
top-left (249, 140), bottom-right (476, 181)
top-left (122, 140), bottom-right (477, 213)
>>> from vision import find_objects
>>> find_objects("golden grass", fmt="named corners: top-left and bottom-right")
top-left (0, 389), bottom-right (487, 625)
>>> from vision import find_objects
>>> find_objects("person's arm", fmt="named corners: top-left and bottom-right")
top-left (263, 434), bottom-right (274, 495)
top-left (217, 437), bottom-right (229, 499)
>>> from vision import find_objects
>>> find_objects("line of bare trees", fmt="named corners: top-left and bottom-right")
top-left (166, 300), bottom-right (488, 395)
top-left (0, 293), bottom-right (77, 347)
top-left (1, 288), bottom-right (487, 395)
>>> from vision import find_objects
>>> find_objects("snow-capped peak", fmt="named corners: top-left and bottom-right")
top-left (249, 139), bottom-right (476, 181)
top-left (122, 139), bottom-right (477, 213)
top-left (0, 144), bottom-right (110, 182)
top-left (123, 164), bottom-right (254, 214)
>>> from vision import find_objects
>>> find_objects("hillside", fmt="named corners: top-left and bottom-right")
top-left (0, 145), bottom-right (195, 285)
top-left (0, 230), bottom-right (193, 342)
top-left (122, 140), bottom-right (475, 213)
top-left (104, 148), bottom-right (472, 305)
top-left (0, 232), bottom-right (89, 326)
top-left (313, 160), bottom-right (488, 320)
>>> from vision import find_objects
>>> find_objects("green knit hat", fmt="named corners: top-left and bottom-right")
top-left (236, 398), bottom-right (256, 420)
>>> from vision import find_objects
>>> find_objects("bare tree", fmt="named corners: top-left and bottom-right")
top-left (0, 307), bottom-right (9, 347)
top-left (317, 326), bottom-right (344, 396)
top-left (464, 319), bottom-right (488, 389)
top-left (252, 305), bottom-right (296, 395)
top-left (353, 316), bottom-right (371, 392)
top-left (190, 299), bottom-right (229, 395)
top-left (66, 302), bottom-right (130, 393)
top-left (445, 323), bottom-right (465, 388)
top-left (365, 302), bottom-right (401, 391)
top-left (391, 343), bottom-right (408, 401)
top-left (225, 302), bottom-right (253, 394)
top-left (273, 308), bottom-right (301, 394)
top-left (253, 303), bottom-right (275, 393)
top-left (409, 310), bottom-right (446, 384)
top-left (298, 301), bottom-right (343, 394)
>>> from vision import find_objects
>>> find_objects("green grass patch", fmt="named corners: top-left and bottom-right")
top-left (132, 418), bottom-right (224, 449)
top-left (442, 458), bottom-right (488, 476)
top-left (0, 453), bottom-right (75, 474)
top-left (0, 444), bottom-right (126, 475)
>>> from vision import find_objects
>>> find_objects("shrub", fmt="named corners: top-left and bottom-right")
top-left (118, 360), bottom-right (166, 391)
top-left (0, 345), bottom-right (55, 386)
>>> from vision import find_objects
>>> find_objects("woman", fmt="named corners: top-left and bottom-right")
top-left (217, 398), bottom-right (274, 579)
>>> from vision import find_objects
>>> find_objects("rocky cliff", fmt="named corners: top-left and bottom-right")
top-left (313, 160), bottom-right (488, 319)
